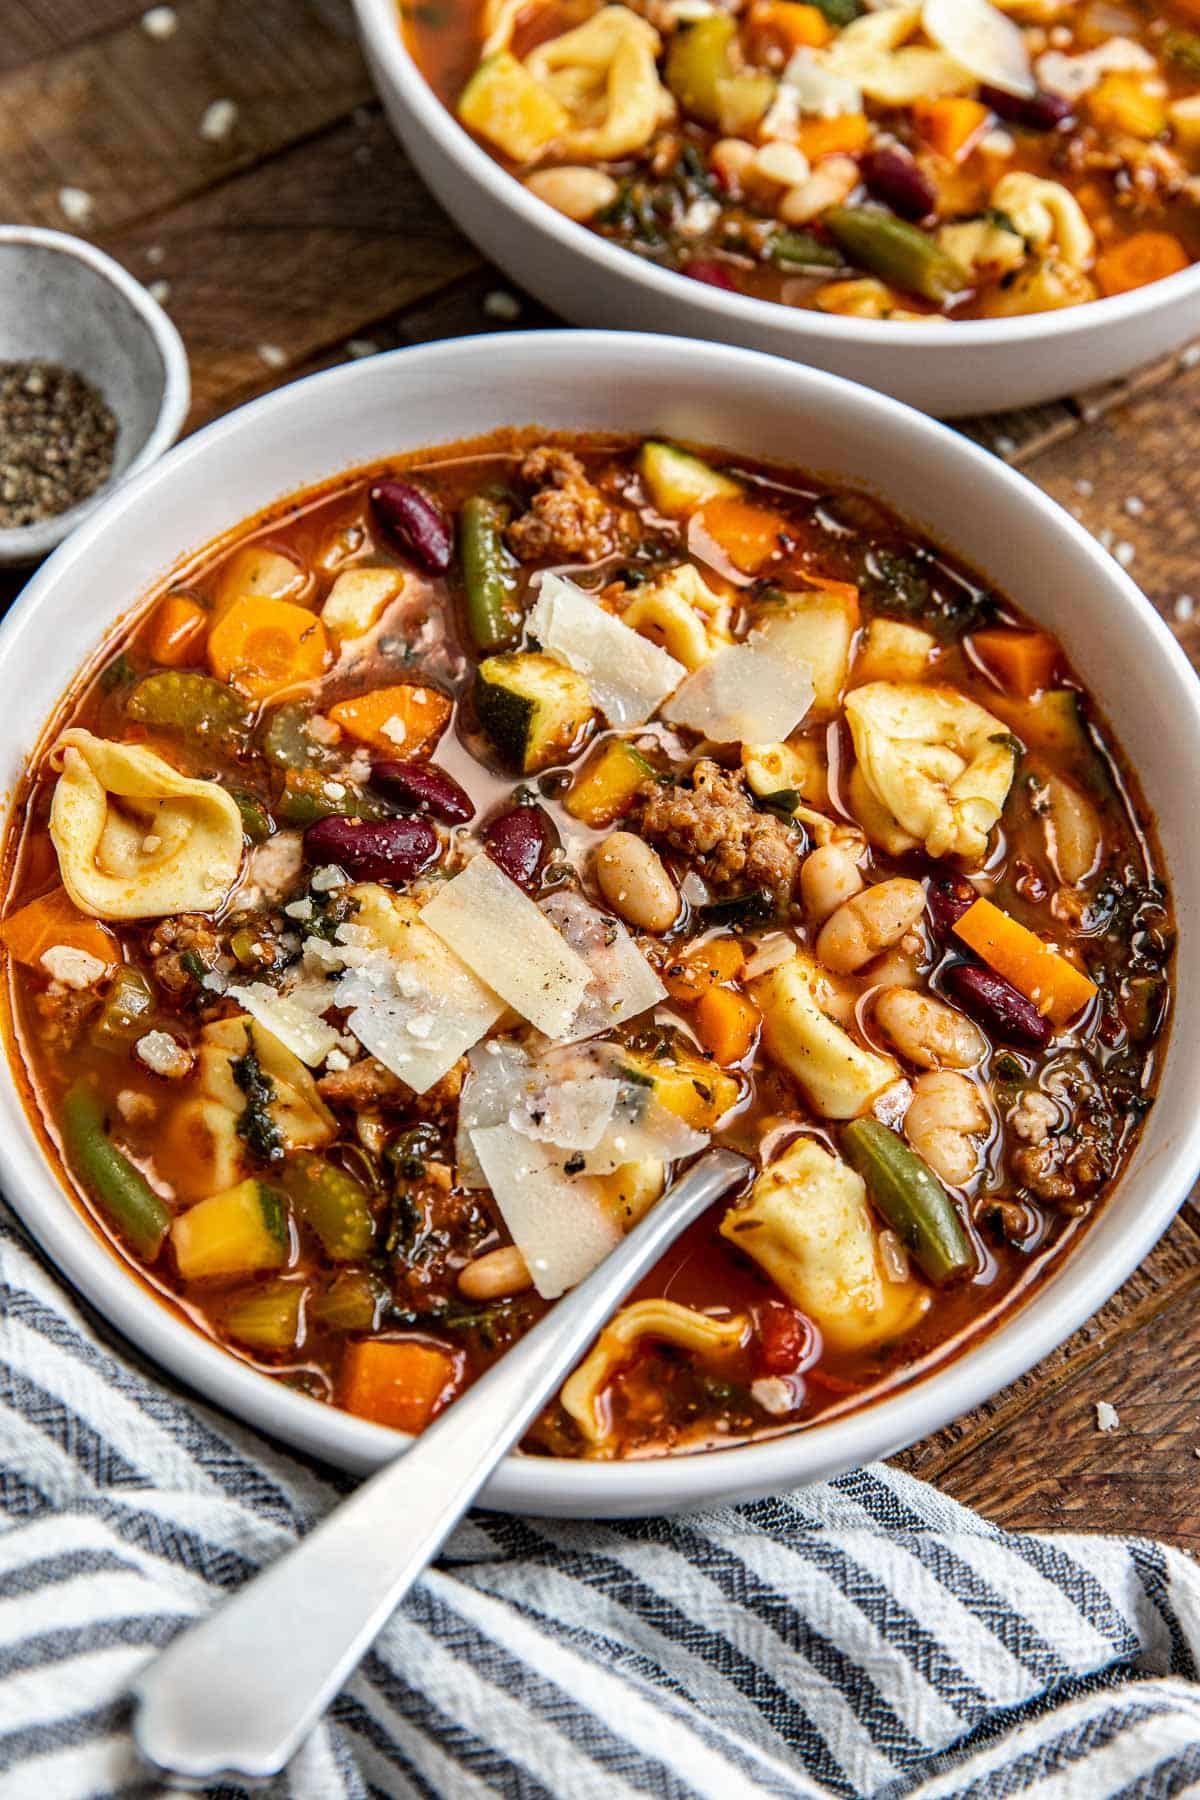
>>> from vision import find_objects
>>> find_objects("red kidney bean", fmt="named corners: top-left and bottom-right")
top-left (927, 874), bottom-right (979, 938)
top-left (483, 806), bottom-right (554, 890)
top-left (942, 962), bottom-right (1052, 1050)
top-left (979, 84), bottom-right (1074, 130)
top-left (683, 258), bottom-right (737, 291)
top-left (371, 759), bottom-right (475, 825)
top-left (304, 814), bottom-right (439, 884)
top-left (755, 1299), bottom-right (813, 1378)
top-left (860, 148), bottom-right (936, 221)
top-left (369, 480), bottom-right (453, 574)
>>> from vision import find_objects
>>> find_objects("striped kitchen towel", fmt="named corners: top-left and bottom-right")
top-left (1, 1200), bottom-right (1198, 1800)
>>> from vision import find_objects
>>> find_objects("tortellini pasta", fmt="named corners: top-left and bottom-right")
top-left (163, 1014), bottom-right (336, 1200)
top-left (844, 682), bottom-right (1018, 864)
top-left (560, 1298), bottom-right (748, 1444)
top-left (990, 172), bottom-right (1096, 272)
top-left (824, 5), bottom-right (973, 106)
top-left (526, 6), bottom-right (675, 160)
top-left (720, 1137), bottom-right (930, 1352)
top-left (750, 953), bottom-right (901, 1119)
top-left (50, 729), bottom-right (243, 921)
top-left (621, 563), bottom-right (731, 671)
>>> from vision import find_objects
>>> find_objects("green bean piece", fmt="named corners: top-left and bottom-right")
top-left (258, 700), bottom-right (334, 771)
top-left (280, 1153), bottom-right (375, 1261)
top-left (460, 495), bottom-right (523, 652)
top-left (809, 0), bottom-right (860, 22)
top-left (92, 967), bottom-right (155, 1050)
top-left (60, 1082), bottom-right (171, 1262)
top-left (223, 1279), bottom-right (307, 1353)
top-left (310, 1269), bottom-right (388, 1333)
top-left (769, 229), bottom-right (843, 271)
top-left (842, 1118), bottom-right (974, 1286)
top-left (275, 767), bottom-right (385, 827)
top-left (1166, 29), bottom-right (1200, 74)
top-left (126, 671), bottom-right (252, 749)
top-left (233, 791), bottom-right (273, 843)
top-left (823, 208), bottom-right (970, 306)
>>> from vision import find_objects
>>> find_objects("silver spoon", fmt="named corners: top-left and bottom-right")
top-left (131, 1147), bottom-right (751, 1787)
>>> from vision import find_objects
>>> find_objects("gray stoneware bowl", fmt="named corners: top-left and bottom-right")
top-left (0, 227), bottom-right (190, 566)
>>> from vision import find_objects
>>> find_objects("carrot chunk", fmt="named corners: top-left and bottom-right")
top-left (340, 1338), bottom-right (459, 1432)
top-left (695, 986), bottom-right (761, 1065)
top-left (748, 0), bottom-right (831, 50)
top-left (207, 596), bottom-right (330, 700)
top-left (1, 887), bottom-right (117, 972)
top-left (971, 628), bottom-right (1059, 698)
top-left (698, 494), bottom-right (791, 574)
top-left (1095, 232), bottom-right (1189, 298)
top-left (148, 594), bottom-right (209, 667)
top-left (327, 683), bottom-right (452, 754)
top-left (953, 897), bottom-right (1097, 1027)
top-left (662, 937), bottom-right (745, 1002)
top-left (795, 114), bottom-right (871, 161)
top-left (912, 97), bottom-right (990, 162)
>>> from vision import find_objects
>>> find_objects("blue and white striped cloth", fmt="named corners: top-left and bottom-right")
top-left (1, 1196), bottom-right (1198, 1800)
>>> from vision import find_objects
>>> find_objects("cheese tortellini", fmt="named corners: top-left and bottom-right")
top-left (720, 1137), bottom-right (930, 1352)
top-left (526, 6), bottom-right (675, 160)
top-left (622, 563), bottom-right (731, 671)
top-left (163, 1014), bottom-right (336, 1199)
top-left (990, 173), bottom-right (1096, 272)
top-left (750, 953), bottom-right (901, 1119)
top-left (50, 729), bottom-right (243, 920)
top-left (560, 1298), bottom-right (748, 1444)
top-left (845, 682), bottom-right (1018, 864)
top-left (824, 5), bottom-right (973, 105)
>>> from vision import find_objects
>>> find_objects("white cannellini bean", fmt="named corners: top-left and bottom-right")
top-left (816, 877), bottom-right (926, 975)
top-left (458, 1245), bottom-right (532, 1301)
top-left (711, 138), bottom-right (757, 189)
top-left (800, 843), bottom-right (864, 925)
top-left (594, 832), bottom-right (680, 933)
top-left (524, 166), bottom-right (620, 222)
top-left (753, 141), bottom-right (811, 188)
top-left (905, 1070), bottom-right (989, 1187)
top-left (777, 154), bottom-right (859, 226)
top-left (873, 987), bottom-right (986, 1070)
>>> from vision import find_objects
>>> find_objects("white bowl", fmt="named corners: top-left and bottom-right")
top-left (0, 228), bottom-right (190, 565)
top-left (2, 331), bottom-right (1197, 1515)
top-left (350, 0), bottom-right (1200, 419)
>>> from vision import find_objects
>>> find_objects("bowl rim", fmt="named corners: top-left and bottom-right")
top-left (0, 226), bottom-right (191, 564)
top-left (350, 0), bottom-right (1200, 355)
top-left (3, 327), bottom-right (1199, 1513)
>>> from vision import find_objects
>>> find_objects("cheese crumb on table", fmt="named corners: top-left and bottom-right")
top-left (1095, 1400), bottom-right (1120, 1433)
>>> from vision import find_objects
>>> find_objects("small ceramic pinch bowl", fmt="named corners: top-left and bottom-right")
top-left (0, 227), bottom-right (190, 567)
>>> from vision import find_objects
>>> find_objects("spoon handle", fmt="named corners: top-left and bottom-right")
top-left (132, 1148), bottom-right (750, 1787)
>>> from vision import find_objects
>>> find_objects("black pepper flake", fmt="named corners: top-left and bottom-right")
top-left (0, 360), bottom-right (117, 529)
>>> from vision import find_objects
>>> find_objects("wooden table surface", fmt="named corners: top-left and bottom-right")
top-left (5, 0), bottom-right (1200, 1547)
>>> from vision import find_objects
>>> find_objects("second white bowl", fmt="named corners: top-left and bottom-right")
top-left (351, 0), bottom-right (1200, 418)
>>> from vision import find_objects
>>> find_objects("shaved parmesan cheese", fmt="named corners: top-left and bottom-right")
top-left (922, 0), bottom-right (1033, 97)
top-left (540, 889), bottom-right (666, 1041)
top-left (332, 891), bottom-right (507, 1092)
top-left (512, 1077), bottom-right (621, 1148)
top-left (420, 855), bottom-right (593, 1040)
top-left (229, 982), bottom-right (340, 1068)
top-left (470, 1123), bottom-right (621, 1298)
top-left (662, 614), bottom-right (815, 744)
top-left (527, 572), bottom-right (686, 726)
top-left (782, 51), bottom-right (863, 117)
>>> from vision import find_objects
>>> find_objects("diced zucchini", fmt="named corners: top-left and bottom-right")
top-left (457, 51), bottom-right (569, 163)
top-left (742, 740), bottom-right (827, 808)
top-left (715, 71), bottom-right (776, 136)
top-left (619, 1046), bottom-right (740, 1131)
top-left (223, 1279), bottom-right (306, 1353)
top-left (638, 442), bottom-right (742, 518)
top-left (280, 1153), bottom-right (375, 1262)
top-left (664, 15), bottom-right (737, 125)
top-left (984, 688), bottom-right (1087, 756)
top-left (756, 587), bottom-right (859, 718)
top-left (311, 1269), bottom-right (388, 1333)
top-left (171, 1178), bottom-right (290, 1282)
top-left (92, 967), bottom-right (156, 1050)
top-left (565, 738), bottom-right (654, 826)
top-left (475, 651), bottom-right (594, 773)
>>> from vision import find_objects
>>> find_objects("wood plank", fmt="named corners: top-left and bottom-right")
top-left (0, 0), bottom-right (149, 75)
top-left (107, 109), bottom-right (479, 427)
top-left (0, 0), bottom-right (372, 233)
top-left (933, 1292), bottom-right (1200, 1550)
